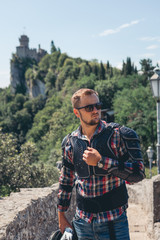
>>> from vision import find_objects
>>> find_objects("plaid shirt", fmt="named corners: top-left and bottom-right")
top-left (57, 120), bottom-right (144, 223)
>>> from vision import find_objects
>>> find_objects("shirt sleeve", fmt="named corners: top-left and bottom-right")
top-left (57, 138), bottom-right (75, 212)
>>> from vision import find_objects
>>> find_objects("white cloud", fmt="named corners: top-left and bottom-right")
top-left (99, 19), bottom-right (143, 37)
top-left (140, 53), bottom-right (155, 58)
top-left (140, 36), bottom-right (160, 42)
top-left (100, 29), bottom-right (119, 36)
top-left (146, 45), bottom-right (159, 50)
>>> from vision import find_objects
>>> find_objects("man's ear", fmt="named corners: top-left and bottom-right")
top-left (73, 108), bottom-right (80, 118)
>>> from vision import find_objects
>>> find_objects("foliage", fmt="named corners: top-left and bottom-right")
top-left (76, 74), bottom-right (96, 90)
top-left (121, 57), bottom-right (137, 76)
top-left (113, 85), bottom-right (156, 164)
top-left (99, 62), bottom-right (106, 80)
top-left (145, 166), bottom-right (158, 179)
top-left (139, 58), bottom-right (154, 74)
top-left (0, 130), bottom-right (59, 196)
top-left (51, 40), bottom-right (57, 53)
top-left (95, 77), bottom-right (119, 109)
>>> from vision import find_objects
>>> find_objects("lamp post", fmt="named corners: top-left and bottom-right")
top-left (150, 68), bottom-right (160, 174)
top-left (147, 146), bottom-right (154, 178)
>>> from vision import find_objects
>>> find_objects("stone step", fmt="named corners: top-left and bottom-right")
top-left (127, 203), bottom-right (150, 240)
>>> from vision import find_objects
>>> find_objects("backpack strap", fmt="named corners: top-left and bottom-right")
top-left (61, 134), bottom-right (75, 171)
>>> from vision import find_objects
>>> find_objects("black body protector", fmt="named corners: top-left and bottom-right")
top-left (61, 123), bottom-right (145, 214)
top-left (62, 122), bottom-right (145, 183)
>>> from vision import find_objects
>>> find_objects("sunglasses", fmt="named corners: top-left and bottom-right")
top-left (76, 102), bottom-right (102, 112)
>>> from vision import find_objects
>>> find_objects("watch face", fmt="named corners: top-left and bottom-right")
top-left (98, 162), bottom-right (103, 168)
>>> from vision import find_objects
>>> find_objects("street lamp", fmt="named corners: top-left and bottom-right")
top-left (147, 146), bottom-right (154, 178)
top-left (150, 68), bottom-right (160, 174)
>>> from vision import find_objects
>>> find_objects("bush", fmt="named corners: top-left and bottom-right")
top-left (0, 130), bottom-right (59, 196)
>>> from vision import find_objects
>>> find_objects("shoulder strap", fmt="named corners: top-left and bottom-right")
top-left (61, 133), bottom-right (75, 171)
top-left (107, 122), bottom-right (120, 129)
top-left (61, 133), bottom-right (71, 148)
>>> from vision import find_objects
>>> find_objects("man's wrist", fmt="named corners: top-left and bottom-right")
top-left (97, 157), bottom-right (104, 168)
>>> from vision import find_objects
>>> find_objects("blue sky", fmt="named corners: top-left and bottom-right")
top-left (1, 0), bottom-right (160, 88)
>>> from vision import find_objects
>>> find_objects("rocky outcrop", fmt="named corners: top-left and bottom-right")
top-left (28, 79), bottom-right (46, 98)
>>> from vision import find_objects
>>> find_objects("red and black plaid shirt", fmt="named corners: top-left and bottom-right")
top-left (57, 120), bottom-right (144, 223)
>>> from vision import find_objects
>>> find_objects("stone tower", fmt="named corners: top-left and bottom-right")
top-left (10, 35), bottom-right (47, 97)
top-left (19, 35), bottom-right (29, 47)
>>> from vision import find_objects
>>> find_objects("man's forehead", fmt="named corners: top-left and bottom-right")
top-left (80, 94), bottom-right (99, 103)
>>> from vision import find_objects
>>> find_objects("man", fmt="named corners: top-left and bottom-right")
top-left (57, 88), bottom-right (145, 240)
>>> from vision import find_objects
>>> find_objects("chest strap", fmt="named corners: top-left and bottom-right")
top-left (76, 183), bottom-right (128, 213)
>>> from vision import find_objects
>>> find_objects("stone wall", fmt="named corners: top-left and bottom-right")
top-left (127, 175), bottom-right (160, 240)
top-left (0, 183), bottom-right (76, 240)
top-left (1, 176), bottom-right (160, 240)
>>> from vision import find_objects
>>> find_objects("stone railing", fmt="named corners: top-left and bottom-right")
top-left (0, 175), bottom-right (160, 240)
top-left (127, 175), bottom-right (160, 240)
top-left (0, 183), bottom-right (76, 240)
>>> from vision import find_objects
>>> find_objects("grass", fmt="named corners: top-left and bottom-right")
top-left (145, 166), bottom-right (158, 179)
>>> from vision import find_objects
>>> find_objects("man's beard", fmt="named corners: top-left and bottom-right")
top-left (79, 112), bottom-right (100, 126)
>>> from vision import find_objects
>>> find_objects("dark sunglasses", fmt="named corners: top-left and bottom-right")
top-left (76, 102), bottom-right (102, 112)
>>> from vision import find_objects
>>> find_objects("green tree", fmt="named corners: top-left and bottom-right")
top-left (95, 77), bottom-right (118, 109)
top-left (126, 57), bottom-right (132, 75)
top-left (50, 51), bottom-right (61, 69)
top-left (44, 70), bottom-right (56, 94)
top-left (0, 131), bottom-right (59, 196)
top-left (91, 62), bottom-right (99, 77)
top-left (106, 61), bottom-right (110, 70)
top-left (122, 57), bottom-right (133, 76)
top-left (51, 40), bottom-right (57, 53)
top-left (76, 74), bottom-right (96, 90)
top-left (79, 62), bottom-right (91, 77)
top-left (113, 86), bottom-right (156, 164)
top-left (38, 54), bottom-right (51, 72)
top-left (99, 61), bottom-right (106, 80)
top-left (139, 58), bottom-right (154, 74)
top-left (58, 53), bottom-right (68, 68)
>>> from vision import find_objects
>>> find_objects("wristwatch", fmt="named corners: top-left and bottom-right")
top-left (97, 158), bottom-right (103, 168)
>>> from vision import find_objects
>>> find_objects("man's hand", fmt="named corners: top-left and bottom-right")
top-left (83, 147), bottom-right (101, 166)
top-left (58, 211), bottom-right (72, 233)
top-left (61, 228), bottom-right (73, 240)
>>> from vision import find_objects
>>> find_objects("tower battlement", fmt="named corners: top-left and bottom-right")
top-left (10, 35), bottom-right (47, 97)
top-left (16, 35), bottom-right (47, 60)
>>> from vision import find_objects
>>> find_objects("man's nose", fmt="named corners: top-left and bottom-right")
top-left (92, 106), bottom-right (98, 112)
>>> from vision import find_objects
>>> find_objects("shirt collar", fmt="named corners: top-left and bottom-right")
top-left (72, 120), bottom-right (108, 139)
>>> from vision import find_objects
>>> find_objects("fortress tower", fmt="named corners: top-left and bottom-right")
top-left (10, 35), bottom-right (47, 97)
top-left (16, 35), bottom-right (46, 60)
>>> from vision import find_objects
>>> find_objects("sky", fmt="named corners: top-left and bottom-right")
top-left (1, 0), bottom-right (160, 88)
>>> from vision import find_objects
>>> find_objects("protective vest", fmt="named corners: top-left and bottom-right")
top-left (62, 122), bottom-right (145, 183)
top-left (70, 123), bottom-right (118, 178)
top-left (61, 122), bottom-right (145, 213)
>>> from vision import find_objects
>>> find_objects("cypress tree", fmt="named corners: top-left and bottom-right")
top-left (51, 41), bottom-right (57, 53)
top-left (126, 57), bottom-right (132, 75)
top-left (99, 61), bottom-right (105, 80)
top-left (110, 67), bottom-right (113, 78)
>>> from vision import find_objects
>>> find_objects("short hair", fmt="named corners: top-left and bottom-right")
top-left (71, 88), bottom-right (99, 108)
